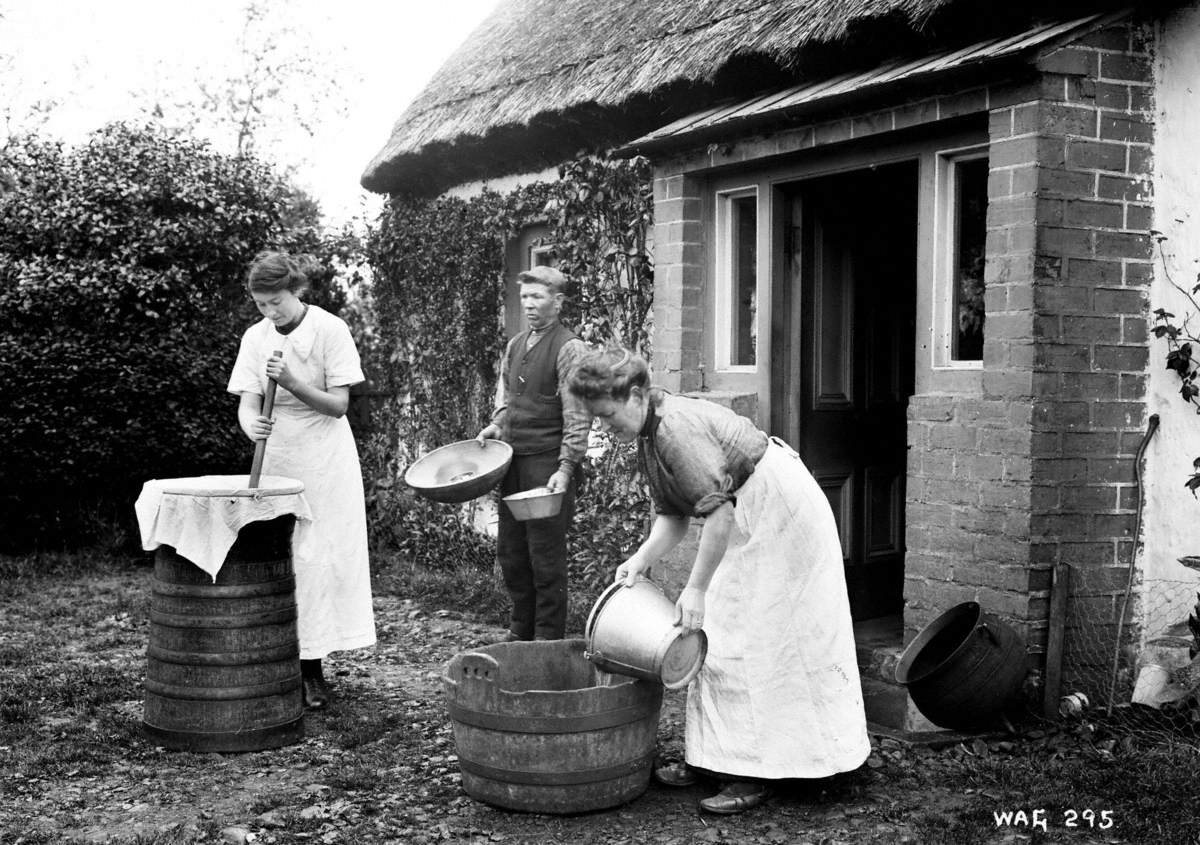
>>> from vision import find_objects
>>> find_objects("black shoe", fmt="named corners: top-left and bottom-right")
top-left (302, 676), bottom-right (329, 710)
top-left (699, 782), bottom-right (771, 814)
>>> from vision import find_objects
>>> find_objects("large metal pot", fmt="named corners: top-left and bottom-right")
top-left (894, 601), bottom-right (1026, 730)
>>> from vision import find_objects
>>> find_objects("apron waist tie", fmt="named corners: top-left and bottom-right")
top-left (766, 435), bottom-right (800, 460)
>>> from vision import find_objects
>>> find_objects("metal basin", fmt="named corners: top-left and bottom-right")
top-left (502, 486), bottom-right (564, 521)
top-left (404, 439), bottom-right (513, 503)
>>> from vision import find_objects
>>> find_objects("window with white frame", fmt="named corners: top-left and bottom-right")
top-left (716, 188), bottom-right (759, 369)
top-left (936, 150), bottom-right (988, 366)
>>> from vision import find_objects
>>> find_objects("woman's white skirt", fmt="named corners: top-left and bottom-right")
top-left (685, 439), bottom-right (870, 779)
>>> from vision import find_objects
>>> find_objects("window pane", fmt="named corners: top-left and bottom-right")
top-left (731, 195), bottom-right (757, 366)
top-left (953, 158), bottom-right (988, 361)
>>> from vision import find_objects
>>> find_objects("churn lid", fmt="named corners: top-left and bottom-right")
top-left (153, 474), bottom-right (304, 497)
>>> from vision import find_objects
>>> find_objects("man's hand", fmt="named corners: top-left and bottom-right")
top-left (476, 424), bottom-right (501, 445)
top-left (545, 468), bottom-right (572, 493)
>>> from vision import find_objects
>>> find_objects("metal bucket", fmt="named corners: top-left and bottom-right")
top-left (443, 639), bottom-right (662, 813)
top-left (584, 578), bottom-right (707, 690)
top-left (894, 601), bottom-right (1026, 731)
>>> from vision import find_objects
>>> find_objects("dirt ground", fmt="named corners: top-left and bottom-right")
top-left (0, 567), bottom-right (1134, 845)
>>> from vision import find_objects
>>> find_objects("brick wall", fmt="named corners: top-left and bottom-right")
top-left (904, 21), bottom-right (1154, 688)
top-left (1025, 21), bottom-right (1155, 698)
top-left (648, 15), bottom-right (1155, 698)
top-left (651, 173), bottom-right (705, 392)
top-left (903, 394), bottom-right (1040, 646)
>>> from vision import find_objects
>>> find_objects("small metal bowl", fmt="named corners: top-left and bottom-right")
top-left (404, 439), bottom-right (513, 503)
top-left (502, 486), bottom-right (565, 521)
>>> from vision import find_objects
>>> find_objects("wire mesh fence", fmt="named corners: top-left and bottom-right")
top-left (1056, 563), bottom-right (1200, 742)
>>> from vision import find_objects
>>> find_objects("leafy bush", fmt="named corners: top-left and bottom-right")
top-left (567, 434), bottom-right (650, 600)
top-left (0, 124), bottom-right (354, 550)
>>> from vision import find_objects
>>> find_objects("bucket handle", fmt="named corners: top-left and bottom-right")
top-left (585, 648), bottom-right (658, 683)
top-left (978, 623), bottom-right (999, 646)
top-left (459, 651), bottom-right (500, 684)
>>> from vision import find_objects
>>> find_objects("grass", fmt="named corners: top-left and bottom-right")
top-left (370, 542), bottom-right (604, 636)
top-left (897, 733), bottom-right (1200, 843)
top-left (8, 545), bottom-right (1200, 844)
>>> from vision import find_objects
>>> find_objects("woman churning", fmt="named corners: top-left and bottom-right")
top-left (568, 348), bottom-right (870, 814)
top-left (227, 250), bottom-right (376, 710)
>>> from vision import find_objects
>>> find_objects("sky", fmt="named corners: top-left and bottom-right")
top-left (0, 0), bottom-right (500, 225)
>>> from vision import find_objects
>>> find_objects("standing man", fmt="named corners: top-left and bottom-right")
top-left (477, 266), bottom-right (591, 642)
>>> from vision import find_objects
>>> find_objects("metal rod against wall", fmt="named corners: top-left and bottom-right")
top-left (1106, 413), bottom-right (1160, 717)
top-left (1043, 561), bottom-right (1071, 719)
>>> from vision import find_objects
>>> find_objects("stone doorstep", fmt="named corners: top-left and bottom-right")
top-left (855, 615), bottom-right (952, 736)
top-left (868, 720), bottom-right (1010, 748)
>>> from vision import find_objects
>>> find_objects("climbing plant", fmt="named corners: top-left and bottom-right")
top-left (364, 155), bottom-right (655, 604)
top-left (1151, 233), bottom-right (1200, 495)
top-left (547, 156), bottom-right (655, 356)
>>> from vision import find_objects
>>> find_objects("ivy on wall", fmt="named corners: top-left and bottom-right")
top-left (364, 155), bottom-right (654, 604)
top-left (549, 156), bottom-right (654, 356)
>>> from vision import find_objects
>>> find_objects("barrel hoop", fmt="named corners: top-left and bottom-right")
top-left (146, 642), bottom-right (299, 665)
top-left (447, 701), bottom-right (652, 734)
top-left (143, 673), bottom-right (301, 701)
top-left (458, 752), bottom-right (653, 786)
top-left (142, 717), bottom-right (303, 752)
top-left (149, 606), bottom-right (297, 628)
top-left (152, 577), bottom-right (296, 598)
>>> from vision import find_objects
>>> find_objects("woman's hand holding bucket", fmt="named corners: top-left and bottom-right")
top-left (675, 586), bottom-right (706, 635)
top-left (614, 553), bottom-right (650, 587)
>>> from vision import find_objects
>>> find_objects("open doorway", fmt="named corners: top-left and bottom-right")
top-left (771, 162), bottom-right (919, 621)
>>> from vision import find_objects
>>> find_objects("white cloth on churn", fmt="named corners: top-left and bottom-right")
top-left (134, 474), bottom-right (312, 578)
top-left (227, 304), bottom-right (376, 660)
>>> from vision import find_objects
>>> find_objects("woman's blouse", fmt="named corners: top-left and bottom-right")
top-left (638, 390), bottom-right (768, 518)
top-left (227, 304), bottom-right (364, 402)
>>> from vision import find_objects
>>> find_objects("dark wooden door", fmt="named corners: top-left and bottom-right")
top-left (773, 164), bottom-right (917, 620)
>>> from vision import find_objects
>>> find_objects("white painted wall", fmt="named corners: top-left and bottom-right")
top-left (1141, 2), bottom-right (1200, 642)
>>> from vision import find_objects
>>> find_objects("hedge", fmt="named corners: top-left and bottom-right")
top-left (0, 124), bottom-right (353, 551)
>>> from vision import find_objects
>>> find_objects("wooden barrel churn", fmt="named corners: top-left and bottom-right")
top-left (443, 639), bottom-right (663, 813)
top-left (143, 514), bottom-right (304, 752)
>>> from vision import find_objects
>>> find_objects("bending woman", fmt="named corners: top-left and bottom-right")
top-left (227, 250), bottom-right (376, 710)
top-left (568, 348), bottom-right (869, 814)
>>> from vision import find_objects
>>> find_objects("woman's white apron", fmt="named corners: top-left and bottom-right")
top-left (685, 439), bottom-right (870, 779)
top-left (235, 310), bottom-right (375, 660)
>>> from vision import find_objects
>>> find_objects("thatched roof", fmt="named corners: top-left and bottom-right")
top-left (360, 0), bottom-right (1126, 196)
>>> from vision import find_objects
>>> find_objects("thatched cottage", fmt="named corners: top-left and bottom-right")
top-left (363, 0), bottom-right (1200, 731)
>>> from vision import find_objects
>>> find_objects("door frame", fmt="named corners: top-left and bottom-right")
top-left (700, 122), bottom-right (988, 433)
top-left (781, 163), bottom-right (919, 619)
